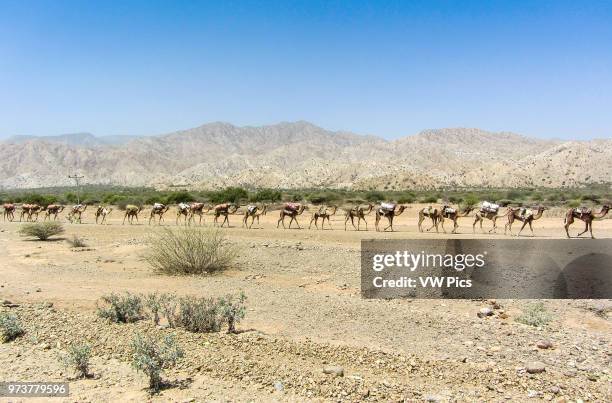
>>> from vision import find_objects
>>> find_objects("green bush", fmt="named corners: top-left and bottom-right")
top-left (145, 228), bottom-right (236, 275)
top-left (420, 195), bottom-right (438, 203)
top-left (307, 192), bottom-right (340, 204)
top-left (0, 313), bottom-right (24, 342)
top-left (61, 343), bottom-right (92, 378)
top-left (97, 293), bottom-right (144, 323)
top-left (19, 222), bottom-right (65, 241)
top-left (21, 193), bottom-right (58, 205)
top-left (219, 292), bottom-right (247, 333)
top-left (163, 191), bottom-right (195, 204)
top-left (249, 189), bottom-right (282, 202)
top-left (364, 191), bottom-right (385, 202)
top-left (462, 194), bottom-right (480, 207)
top-left (567, 200), bottom-right (581, 208)
top-left (516, 302), bottom-right (552, 327)
top-left (131, 333), bottom-right (183, 392)
top-left (207, 187), bottom-right (248, 204)
top-left (173, 296), bottom-right (223, 333)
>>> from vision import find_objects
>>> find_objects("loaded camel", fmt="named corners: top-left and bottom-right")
top-left (213, 203), bottom-right (239, 227)
top-left (242, 204), bottom-right (267, 229)
top-left (20, 204), bottom-right (43, 222)
top-left (67, 204), bottom-right (87, 224)
top-left (344, 203), bottom-right (374, 231)
top-left (122, 205), bottom-right (142, 225)
top-left (375, 203), bottom-right (406, 232)
top-left (473, 202), bottom-right (505, 234)
top-left (188, 202), bottom-right (211, 226)
top-left (438, 205), bottom-right (475, 234)
top-left (504, 206), bottom-right (548, 236)
top-left (309, 205), bottom-right (338, 230)
top-left (277, 203), bottom-right (306, 229)
top-left (95, 206), bottom-right (113, 224)
top-left (564, 205), bottom-right (610, 239)
top-left (418, 206), bottom-right (442, 233)
top-left (176, 203), bottom-right (191, 226)
top-left (3, 203), bottom-right (16, 221)
top-left (44, 204), bottom-right (65, 221)
top-left (149, 203), bottom-right (169, 225)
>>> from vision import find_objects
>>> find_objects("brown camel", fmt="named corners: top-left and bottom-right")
top-left (44, 204), bottom-right (65, 221)
top-left (95, 206), bottom-right (113, 224)
top-left (20, 204), bottom-right (42, 222)
top-left (213, 203), bottom-right (239, 227)
top-left (175, 203), bottom-right (191, 226)
top-left (344, 203), bottom-right (374, 231)
top-left (188, 202), bottom-right (211, 226)
top-left (473, 203), bottom-right (505, 234)
top-left (67, 204), bottom-right (87, 224)
top-left (439, 206), bottom-right (475, 234)
top-left (375, 203), bottom-right (406, 232)
top-left (504, 206), bottom-right (548, 236)
top-left (149, 203), bottom-right (169, 225)
top-left (564, 205), bottom-right (610, 239)
top-left (3, 203), bottom-right (16, 221)
top-left (417, 206), bottom-right (442, 233)
top-left (277, 203), bottom-right (307, 229)
top-left (122, 205), bottom-right (142, 225)
top-left (309, 205), bottom-right (338, 230)
top-left (242, 204), bottom-right (268, 229)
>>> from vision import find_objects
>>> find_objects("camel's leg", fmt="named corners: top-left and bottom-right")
top-left (517, 221), bottom-right (527, 236)
top-left (472, 217), bottom-right (479, 234)
top-left (564, 216), bottom-right (573, 238)
top-left (361, 216), bottom-right (368, 231)
top-left (222, 214), bottom-right (229, 228)
top-left (426, 217), bottom-right (436, 232)
top-left (122, 213), bottom-right (128, 225)
top-left (577, 221), bottom-right (589, 237)
top-left (384, 217), bottom-right (394, 232)
top-left (418, 215), bottom-right (424, 232)
top-left (277, 213), bottom-right (283, 229)
top-left (528, 221), bottom-right (534, 237)
top-left (309, 216), bottom-right (315, 229)
top-left (589, 221), bottom-right (595, 239)
top-left (326, 217), bottom-right (332, 230)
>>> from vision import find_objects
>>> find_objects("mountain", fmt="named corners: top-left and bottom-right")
top-left (0, 122), bottom-right (609, 190)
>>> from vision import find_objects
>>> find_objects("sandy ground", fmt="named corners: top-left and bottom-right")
top-left (0, 205), bottom-right (611, 402)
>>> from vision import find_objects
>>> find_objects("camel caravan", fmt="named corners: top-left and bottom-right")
top-left (1, 198), bottom-right (610, 238)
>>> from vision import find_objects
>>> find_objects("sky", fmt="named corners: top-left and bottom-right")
top-left (1, 0), bottom-right (611, 140)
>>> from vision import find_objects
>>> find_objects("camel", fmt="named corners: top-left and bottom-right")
top-left (418, 206), bottom-right (442, 233)
top-left (375, 203), bottom-right (406, 232)
top-left (309, 205), bottom-right (338, 230)
top-left (242, 204), bottom-right (268, 229)
top-left (122, 205), bottom-right (142, 225)
top-left (344, 203), bottom-right (374, 231)
top-left (188, 202), bottom-right (211, 226)
top-left (149, 203), bottom-right (169, 225)
top-left (95, 206), bottom-right (113, 224)
top-left (504, 206), bottom-right (548, 236)
top-left (67, 204), bottom-right (87, 224)
top-left (20, 204), bottom-right (42, 222)
top-left (44, 204), bottom-right (65, 221)
top-left (277, 203), bottom-right (307, 229)
top-left (213, 203), bottom-right (239, 227)
top-left (439, 206), bottom-right (475, 234)
top-left (176, 202), bottom-right (191, 226)
top-left (473, 202), bottom-right (505, 234)
top-left (564, 205), bottom-right (610, 239)
top-left (3, 203), bottom-right (16, 221)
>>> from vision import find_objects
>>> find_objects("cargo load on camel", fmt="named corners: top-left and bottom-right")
top-left (380, 202), bottom-right (396, 212)
top-left (443, 206), bottom-right (456, 215)
top-left (284, 203), bottom-right (301, 212)
top-left (247, 205), bottom-right (258, 214)
top-left (480, 201), bottom-right (499, 214)
top-left (574, 207), bottom-right (592, 217)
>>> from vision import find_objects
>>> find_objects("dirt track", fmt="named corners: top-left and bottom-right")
top-left (1, 205), bottom-right (611, 401)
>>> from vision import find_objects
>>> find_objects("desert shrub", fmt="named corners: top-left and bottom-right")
top-left (516, 302), bottom-right (552, 327)
top-left (207, 187), bottom-right (248, 204)
top-left (163, 191), bottom-right (195, 205)
top-left (364, 191), bottom-right (385, 202)
top-left (67, 235), bottom-right (87, 248)
top-left (448, 195), bottom-right (462, 204)
top-left (462, 194), bottom-right (479, 207)
top-left (117, 198), bottom-right (143, 211)
top-left (173, 296), bottom-right (223, 333)
top-left (420, 195), bottom-right (438, 203)
top-left (131, 333), bottom-right (183, 392)
top-left (97, 293), bottom-right (144, 323)
top-left (64, 192), bottom-right (78, 204)
top-left (19, 222), bottom-right (65, 241)
top-left (397, 195), bottom-right (415, 204)
top-left (567, 200), bottom-right (581, 208)
top-left (159, 293), bottom-right (179, 328)
top-left (61, 343), bottom-right (92, 378)
top-left (21, 193), bottom-right (58, 205)
top-left (580, 194), bottom-right (600, 203)
top-left (0, 313), bottom-right (24, 342)
top-left (496, 199), bottom-right (518, 207)
top-left (219, 292), bottom-right (247, 333)
top-left (307, 192), bottom-right (340, 204)
top-left (249, 189), bottom-right (282, 202)
top-left (145, 228), bottom-right (235, 275)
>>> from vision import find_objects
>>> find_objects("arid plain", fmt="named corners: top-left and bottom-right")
top-left (1, 205), bottom-right (611, 402)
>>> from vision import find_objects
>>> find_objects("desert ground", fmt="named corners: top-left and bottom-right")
top-left (1, 204), bottom-right (611, 402)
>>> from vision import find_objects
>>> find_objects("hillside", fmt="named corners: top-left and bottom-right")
top-left (1, 122), bottom-right (610, 189)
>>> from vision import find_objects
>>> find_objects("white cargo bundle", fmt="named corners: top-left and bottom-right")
top-left (380, 202), bottom-right (396, 211)
top-left (247, 205), bottom-right (257, 213)
top-left (153, 203), bottom-right (164, 209)
top-left (481, 201), bottom-right (499, 213)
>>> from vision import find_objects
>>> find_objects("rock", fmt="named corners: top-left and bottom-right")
top-left (35, 288), bottom-right (42, 292)
top-left (425, 394), bottom-right (442, 402)
top-left (323, 366), bottom-right (344, 377)
top-left (526, 361), bottom-right (546, 374)
top-left (478, 307), bottom-right (493, 318)
top-left (537, 340), bottom-right (553, 349)
top-left (273, 381), bottom-right (284, 392)
top-left (550, 386), bottom-right (560, 394)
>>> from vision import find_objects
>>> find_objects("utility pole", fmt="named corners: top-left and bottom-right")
top-left (67, 173), bottom-right (84, 204)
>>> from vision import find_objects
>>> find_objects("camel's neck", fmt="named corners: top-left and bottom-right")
top-left (533, 209), bottom-right (545, 220)
top-left (595, 208), bottom-right (610, 219)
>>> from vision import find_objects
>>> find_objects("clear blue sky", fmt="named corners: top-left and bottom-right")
top-left (1, 0), bottom-right (611, 140)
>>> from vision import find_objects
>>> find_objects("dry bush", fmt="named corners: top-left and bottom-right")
top-left (0, 312), bottom-right (24, 342)
top-left (145, 227), bottom-right (236, 275)
top-left (219, 292), bottom-right (247, 333)
top-left (97, 293), bottom-right (144, 323)
top-left (61, 343), bottom-right (92, 378)
top-left (131, 333), bottom-right (183, 392)
top-left (67, 235), bottom-right (87, 248)
top-left (19, 222), bottom-right (64, 241)
top-left (172, 296), bottom-right (223, 333)
top-left (516, 302), bottom-right (553, 327)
